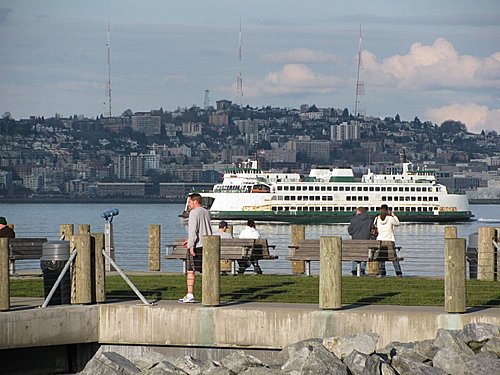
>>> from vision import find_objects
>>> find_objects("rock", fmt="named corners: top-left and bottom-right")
top-left (396, 347), bottom-right (430, 364)
top-left (280, 344), bottom-right (348, 375)
top-left (131, 352), bottom-right (171, 372)
top-left (405, 367), bottom-right (447, 375)
top-left (219, 351), bottom-right (265, 373)
top-left (481, 335), bottom-right (500, 356)
top-left (171, 355), bottom-right (204, 375)
top-left (323, 332), bottom-right (379, 359)
top-left (239, 367), bottom-right (285, 375)
top-left (462, 322), bottom-right (499, 343)
top-left (80, 351), bottom-right (141, 375)
top-left (432, 347), bottom-right (468, 375)
top-left (434, 329), bottom-right (473, 355)
top-left (377, 341), bottom-right (416, 359)
top-left (343, 350), bottom-right (380, 375)
top-left (391, 355), bottom-right (430, 374)
top-left (380, 362), bottom-right (397, 375)
top-left (199, 360), bottom-right (233, 375)
top-left (414, 339), bottom-right (440, 360)
top-left (272, 338), bottom-right (323, 366)
top-left (143, 360), bottom-right (187, 375)
top-left (464, 351), bottom-right (500, 375)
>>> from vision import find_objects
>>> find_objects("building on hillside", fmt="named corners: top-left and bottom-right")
top-left (331, 122), bottom-right (360, 141)
top-left (131, 112), bottom-right (161, 135)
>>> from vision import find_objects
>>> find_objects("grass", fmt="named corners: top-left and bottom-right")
top-left (9, 274), bottom-right (500, 308)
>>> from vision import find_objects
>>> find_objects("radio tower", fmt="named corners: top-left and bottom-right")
top-left (354, 25), bottom-right (364, 117)
top-left (236, 19), bottom-right (243, 107)
top-left (105, 18), bottom-right (112, 118)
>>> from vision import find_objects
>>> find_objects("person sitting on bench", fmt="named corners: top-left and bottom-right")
top-left (238, 219), bottom-right (262, 274)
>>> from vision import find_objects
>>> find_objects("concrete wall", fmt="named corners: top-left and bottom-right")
top-left (98, 301), bottom-right (500, 349)
top-left (0, 305), bottom-right (98, 350)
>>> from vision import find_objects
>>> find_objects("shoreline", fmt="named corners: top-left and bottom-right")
top-left (0, 197), bottom-right (497, 205)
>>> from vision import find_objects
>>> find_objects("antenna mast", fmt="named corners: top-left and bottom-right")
top-left (106, 18), bottom-right (112, 118)
top-left (236, 19), bottom-right (243, 107)
top-left (354, 25), bottom-right (364, 117)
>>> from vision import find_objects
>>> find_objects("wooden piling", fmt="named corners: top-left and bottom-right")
top-left (444, 226), bottom-right (457, 239)
top-left (478, 227), bottom-right (496, 281)
top-left (202, 235), bottom-right (220, 306)
top-left (319, 236), bottom-right (342, 310)
top-left (59, 224), bottom-right (74, 241)
top-left (444, 237), bottom-right (466, 313)
top-left (291, 225), bottom-right (306, 274)
top-left (0, 238), bottom-right (9, 311)
top-left (92, 233), bottom-right (106, 303)
top-left (78, 224), bottom-right (90, 235)
top-left (72, 234), bottom-right (92, 304)
top-left (148, 225), bottom-right (161, 272)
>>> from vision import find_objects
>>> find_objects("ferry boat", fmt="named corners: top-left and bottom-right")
top-left (183, 159), bottom-right (472, 224)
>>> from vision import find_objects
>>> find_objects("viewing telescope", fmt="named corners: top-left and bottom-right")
top-left (101, 208), bottom-right (119, 222)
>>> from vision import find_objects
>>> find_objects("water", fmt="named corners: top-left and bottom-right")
top-left (1, 203), bottom-right (498, 277)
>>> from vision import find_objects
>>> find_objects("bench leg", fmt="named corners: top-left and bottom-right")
top-left (305, 261), bottom-right (311, 276)
top-left (231, 261), bottom-right (236, 275)
top-left (9, 259), bottom-right (15, 276)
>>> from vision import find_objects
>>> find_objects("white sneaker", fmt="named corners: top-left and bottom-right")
top-left (178, 295), bottom-right (195, 303)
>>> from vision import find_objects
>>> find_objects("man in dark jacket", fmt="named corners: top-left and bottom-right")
top-left (348, 207), bottom-right (371, 275)
top-left (0, 217), bottom-right (15, 238)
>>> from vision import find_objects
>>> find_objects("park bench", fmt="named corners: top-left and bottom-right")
top-left (8, 238), bottom-right (48, 275)
top-left (287, 239), bottom-right (403, 276)
top-left (165, 237), bottom-right (278, 274)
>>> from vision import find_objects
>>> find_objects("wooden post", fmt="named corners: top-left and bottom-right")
top-left (478, 227), bottom-right (496, 281)
top-left (72, 234), bottom-right (92, 304)
top-left (202, 235), bottom-right (220, 306)
top-left (59, 224), bottom-right (74, 241)
top-left (148, 225), bottom-right (161, 272)
top-left (0, 238), bottom-right (9, 311)
top-left (78, 224), bottom-right (90, 235)
top-left (92, 233), bottom-right (106, 303)
top-left (291, 225), bottom-right (306, 274)
top-left (319, 236), bottom-right (342, 310)
top-left (444, 238), bottom-right (466, 313)
top-left (444, 226), bottom-right (457, 239)
top-left (220, 225), bottom-right (233, 273)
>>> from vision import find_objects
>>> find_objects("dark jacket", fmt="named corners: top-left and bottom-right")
top-left (0, 226), bottom-right (15, 238)
top-left (348, 212), bottom-right (372, 240)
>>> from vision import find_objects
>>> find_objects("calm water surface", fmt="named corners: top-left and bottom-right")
top-left (2, 203), bottom-right (499, 277)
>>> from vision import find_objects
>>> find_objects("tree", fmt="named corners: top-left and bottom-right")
top-left (395, 114), bottom-right (401, 123)
top-left (342, 108), bottom-right (349, 119)
top-left (439, 120), bottom-right (467, 134)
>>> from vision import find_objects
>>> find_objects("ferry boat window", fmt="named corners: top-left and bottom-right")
top-left (284, 207), bottom-right (289, 211)
top-left (405, 187), bottom-right (410, 192)
top-left (346, 196), bottom-right (351, 201)
top-left (418, 207), bottom-right (422, 212)
top-left (296, 186), bottom-right (301, 191)
top-left (308, 186), bottom-right (314, 191)
top-left (297, 196), bottom-right (302, 201)
top-left (290, 186), bottom-right (295, 191)
top-left (297, 207), bottom-right (302, 211)
top-left (315, 186), bottom-right (320, 191)
top-left (387, 187), bottom-right (392, 191)
top-left (345, 186), bottom-right (351, 191)
top-left (406, 197), bottom-right (411, 201)
top-left (284, 196), bottom-right (290, 201)
top-left (375, 187), bottom-right (380, 192)
top-left (411, 187), bottom-right (415, 192)
top-left (411, 197), bottom-right (416, 201)
top-left (364, 196), bottom-right (369, 201)
top-left (328, 196), bottom-right (333, 201)
top-left (315, 207), bottom-right (321, 211)
top-left (399, 187), bottom-right (404, 192)
top-left (417, 197), bottom-right (422, 201)
top-left (327, 186), bottom-right (332, 191)
top-left (291, 207), bottom-right (296, 210)
top-left (423, 196), bottom-right (427, 201)
top-left (322, 196), bottom-right (327, 201)
top-left (423, 207), bottom-right (428, 211)
top-left (334, 207), bottom-right (338, 211)
top-left (434, 197), bottom-right (438, 201)
top-left (387, 197), bottom-right (392, 201)
top-left (291, 196), bottom-right (296, 201)
top-left (272, 206), bottom-right (277, 211)
top-left (369, 187), bottom-right (374, 191)
top-left (416, 187), bottom-right (421, 192)
top-left (277, 186), bottom-right (282, 191)
top-left (339, 187), bottom-right (344, 191)
top-left (435, 207), bottom-right (438, 210)
top-left (340, 207), bottom-right (345, 211)
top-left (327, 207), bottom-right (333, 211)
top-left (411, 207), bottom-right (416, 212)
top-left (321, 186), bottom-right (326, 191)
top-left (381, 187), bottom-right (386, 191)
top-left (363, 187), bottom-right (368, 191)
top-left (315, 196), bottom-right (321, 201)
top-left (284, 186), bottom-right (289, 191)
top-left (303, 196), bottom-right (308, 201)
top-left (394, 197), bottom-right (398, 201)
top-left (357, 187), bottom-right (363, 191)
top-left (333, 186), bottom-right (338, 191)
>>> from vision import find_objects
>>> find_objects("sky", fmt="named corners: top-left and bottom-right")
top-left (0, 0), bottom-right (499, 133)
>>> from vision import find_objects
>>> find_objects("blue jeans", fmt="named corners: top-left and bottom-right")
top-left (379, 241), bottom-right (402, 276)
top-left (351, 261), bottom-right (366, 275)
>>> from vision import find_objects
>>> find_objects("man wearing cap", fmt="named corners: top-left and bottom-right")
top-left (217, 221), bottom-right (232, 239)
top-left (0, 217), bottom-right (15, 238)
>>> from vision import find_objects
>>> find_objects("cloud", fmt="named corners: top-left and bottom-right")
top-left (425, 103), bottom-right (500, 133)
top-left (362, 38), bottom-right (500, 91)
top-left (262, 48), bottom-right (338, 64)
top-left (244, 64), bottom-right (339, 97)
top-left (163, 75), bottom-right (188, 83)
top-left (0, 7), bottom-right (11, 24)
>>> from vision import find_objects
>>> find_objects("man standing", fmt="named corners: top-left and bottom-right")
top-left (178, 193), bottom-right (212, 303)
top-left (348, 207), bottom-right (371, 275)
top-left (0, 217), bottom-right (15, 238)
top-left (238, 219), bottom-right (262, 274)
top-left (374, 204), bottom-right (403, 277)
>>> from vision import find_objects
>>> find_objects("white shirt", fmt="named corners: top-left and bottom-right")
top-left (239, 226), bottom-right (261, 239)
top-left (375, 215), bottom-right (399, 242)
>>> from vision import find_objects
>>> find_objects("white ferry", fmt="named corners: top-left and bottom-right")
top-left (183, 160), bottom-right (472, 224)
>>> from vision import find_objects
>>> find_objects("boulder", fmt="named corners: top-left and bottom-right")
top-left (323, 332), bottom-right (379, 359)
top-left (143, 360), bottom-right (187, 375)
top-left (464, 352), bottom-right (500, 375)
top-left (432, 347), bottom-right (468, 375)
top-left (171, 355), bottom-right (204, 375)
top-left (380, 362), bottom-right (397, 375)
top-left (239, 367), bottom-right (285, 375)
top-left (377, 341), bottom-right (416, 359)
top-left (481, 335), bottom-right (500, 356)
top-left (404, 367), bottom-right (447, 375)
top-left (343, 350), bottom-right (380, 375)
top-left (80, 351), bottom-right (141, 375)
top-left (272, 338), bottom-right (323, 366)
top-left (219, 351), bottom-right (265, 373)
top-left (280, 344), bottom-right (348, 375)
top-left (414, 339), bottom-right (440, 360)
top-left (462, 322), bottom-right (499, 344)
top-left (391, 355), bottom-right (430, 374)
top-left (131, 352), bottom-right (172, 372)
top-left (199, 360), bottom-right (233, 375)
top-left (433, 329), bottom-right (473, 355)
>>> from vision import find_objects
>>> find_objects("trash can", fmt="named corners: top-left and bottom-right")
top-left (41, 240), bottom-right (70, 305)
top-left (467, 233), bottom-right (478, 279)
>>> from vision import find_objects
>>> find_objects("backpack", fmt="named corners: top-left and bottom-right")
top-left (370, 216), bottom-right (379, 240)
